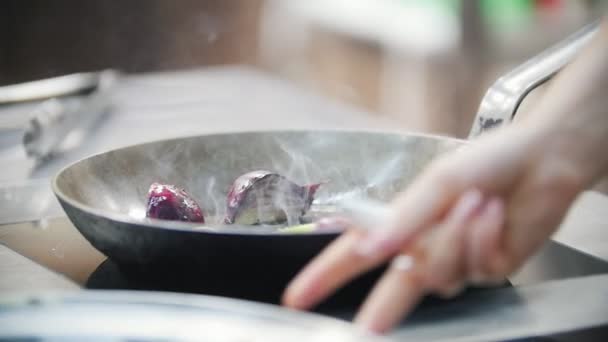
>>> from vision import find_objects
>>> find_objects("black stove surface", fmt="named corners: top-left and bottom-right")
top-left (86, 256), bottom-right (511, 322)
top-left (2, 217), bottom-right (607, 340)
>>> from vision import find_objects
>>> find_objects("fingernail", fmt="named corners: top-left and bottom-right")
top-left (354, 204), bottom-right (402, 257)
top-left (352, 324), bottom-right (384, 338)
top-left (283, 280), bottom-right (315, 309)
top-left (449, 189), bottom-right (483, 223)
top-left (354, 315), bottom-right (388, 335)
top-left (391, 254), bottom-right (415, 272)
top-left (315, 219), bottom-right (331, 231)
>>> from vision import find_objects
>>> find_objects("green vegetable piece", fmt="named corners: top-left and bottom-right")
top-left (279, 223), bottom-right (316, 234)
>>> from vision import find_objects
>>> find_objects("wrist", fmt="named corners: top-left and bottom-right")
top-left (528, 117), bottom-right (608, 192)
top-left (519, 20), bottom-right (608, 189)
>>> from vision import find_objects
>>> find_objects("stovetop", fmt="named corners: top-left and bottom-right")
top-left (0, 217), bottom-right (508, 319)
top-left (3, 216), bottom-right (608, 342)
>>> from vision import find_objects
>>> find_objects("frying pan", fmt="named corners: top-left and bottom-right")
top-left (52, 23), bottom-right (598, 276)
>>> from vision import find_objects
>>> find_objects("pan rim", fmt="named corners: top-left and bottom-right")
top-left (51, 128), bottom-right (465, 237)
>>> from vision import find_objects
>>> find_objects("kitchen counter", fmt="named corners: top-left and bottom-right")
top-left (0, 66), bottom-right (399, 183)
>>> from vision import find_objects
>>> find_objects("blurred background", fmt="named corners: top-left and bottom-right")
top-left (1, 0), bottom-right (606, 138)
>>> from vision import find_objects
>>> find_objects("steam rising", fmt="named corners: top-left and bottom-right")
top-left (140, 133), bottom-right (418, 228)
top-left (204, 177), bottom-right (225, 224)
top-left (64, 131), bottom-right (452, 232)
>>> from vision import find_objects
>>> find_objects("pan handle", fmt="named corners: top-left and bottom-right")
top-left (468, 20), bottom-right (601, 139)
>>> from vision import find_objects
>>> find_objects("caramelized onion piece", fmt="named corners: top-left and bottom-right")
top-left (225, 170), bottom-right (322, 225)
top-left (146, 182), bottom-right (205, 223)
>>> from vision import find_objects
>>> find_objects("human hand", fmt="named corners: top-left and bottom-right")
top-left (282, 124), bottom-right (592, 333)
top-left (282, 20), bottom-right (608, 334)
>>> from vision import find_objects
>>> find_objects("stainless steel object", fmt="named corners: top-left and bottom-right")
top-left (469, 20), bottom-right (600, 138)
top-left (22, 70), bottom-right (119, 159)
top-left (0, 72), bottom-right (104, 104)
top-left (0, 71), bottom-right (118, 156)
top-left (0, 291), bottom-right (386, 341)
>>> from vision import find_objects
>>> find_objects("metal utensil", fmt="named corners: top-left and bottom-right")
top-left (0, 71), bottom-right (104, 105)
top-left (0, 179), bottom-right (64, 224)
top-left (0, 71), bottom-right (118, 157)
top-left (22, 70), bottom-right (119, 160)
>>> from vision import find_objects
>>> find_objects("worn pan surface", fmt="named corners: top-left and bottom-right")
top-left (52, 131), bottom-right (463, 305)
top-left (52, 130), bottom-right (460, 267)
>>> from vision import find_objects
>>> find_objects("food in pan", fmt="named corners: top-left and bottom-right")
top-left (144, 170), bottom-right (322, 228)
top-left (278, 223), bottom-right (316, 234)
top-left (146, 182), bottom-right (205, 223)
top-left (224, 170), bottom-right (322, 225)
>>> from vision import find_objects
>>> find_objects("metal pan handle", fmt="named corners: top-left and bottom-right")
top-left (468, 20), bottom-right (601, 139)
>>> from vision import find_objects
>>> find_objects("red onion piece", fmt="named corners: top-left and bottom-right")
top-left (224, 170), bottom-right (322, 225)
top-left (146, 182), bottom-right (205, 223)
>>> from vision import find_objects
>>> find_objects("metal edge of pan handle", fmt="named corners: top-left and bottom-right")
top-left (468, 20), bottom-right (601, 139)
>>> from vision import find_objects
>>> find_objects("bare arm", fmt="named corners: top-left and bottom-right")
top-left (528, 19), bottom-right (608, 186)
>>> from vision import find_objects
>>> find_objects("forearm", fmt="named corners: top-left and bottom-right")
top-left (526, 19), bottom-right (608, 188)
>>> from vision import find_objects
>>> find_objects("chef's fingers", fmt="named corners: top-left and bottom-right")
top-left (425, 190), bottom-right (485, 290)
top-left (466, 197), bottom-right (507, 285)
top-left (282, 189), bottom-right (478, 310)
top-left (354, 191), bottom-right (485, 333)
top-left (316, 216), bottom-right (351, 227)
top-left (354, 163), bottom-right (468, 260)
top-left (354, 253), bottom-right (426, 334)
top-left (315, 216), bottom-right (352, 232)
top-left (283, 187), bottom-right (484, 311)
top-left (354, 127), bottom-right (534, 263)
top-left (502, 159), bottom-right (583, 276)
top-left (282, 228), bottom-right (385, 310)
